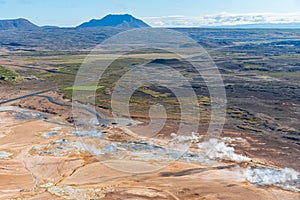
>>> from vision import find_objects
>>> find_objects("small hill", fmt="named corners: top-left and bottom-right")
top-left (41, 25), bottom-right (60, 29)
top-left (77, 14), bottom-right (150, 28)
top-left (0, 18), bottom-right (39, 30)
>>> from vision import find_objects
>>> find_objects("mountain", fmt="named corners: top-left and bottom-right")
top-left (77, 14), bottom-right (150, 28)
top-left (41, 25), bottom-right (60, 29)
top-left (0, 18), bottom-right (39, 30)
top-left (201, 23), bottom-right (300, 29)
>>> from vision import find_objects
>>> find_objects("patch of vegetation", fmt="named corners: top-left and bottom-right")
top-left (262, 71), bottom-right (300, 84)
top-left (227, 107), bottom-right (264, 126)
top-left (244, 64), bottom-right (268, 71)
top-left (33, 54), bottom-right (213, 120)
top-left (137, 86), bottom-right (170, 98)
top-left (64, 85), bottom-right (103, 91)
top-left (36, 62), bottom-right (82, 93)
top-left (56, 64), bottom-right (80, 74)
top-left (243, 117), bottom-right (264, 126)
top-left (11, 51), bottom-right (88, 57)
top-left (264, 71), bottom-right (300, 78)
top-left (0, 66), bottom-right (20, 83)
top-left (198, 95), bottom-right (210, 106)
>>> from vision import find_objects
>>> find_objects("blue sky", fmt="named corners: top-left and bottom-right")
top-left (0, 0), bottom-right (299, 27)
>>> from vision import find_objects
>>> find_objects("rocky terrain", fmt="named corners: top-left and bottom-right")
top-left (0, 27), bottom-right (299, 199)
top-left (0, 104), bottom-right (299, 200)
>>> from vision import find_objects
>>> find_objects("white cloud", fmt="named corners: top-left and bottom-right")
top-left (143, 13), bottom-right (300, 27)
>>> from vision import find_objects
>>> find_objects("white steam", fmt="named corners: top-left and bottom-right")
top-left (171, 132), bottom-right (202, 143)
top-left (73, 141), bottom-right (105, 156)
top-left (245, 167), bottom-right (300, 192)
top-left (198, 138), bottom-right (251, 162)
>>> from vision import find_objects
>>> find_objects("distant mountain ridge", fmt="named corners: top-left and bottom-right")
top-left (77, 14), bottom-right (150, 28)
top-left (0, 14), bottom-right (150, 30)
top-left (201, 23), bottom-right (300, 29)
top-left (0, 18), bottom-right (39, 30)
top-left (1, 15), bottom-right (300, 29)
